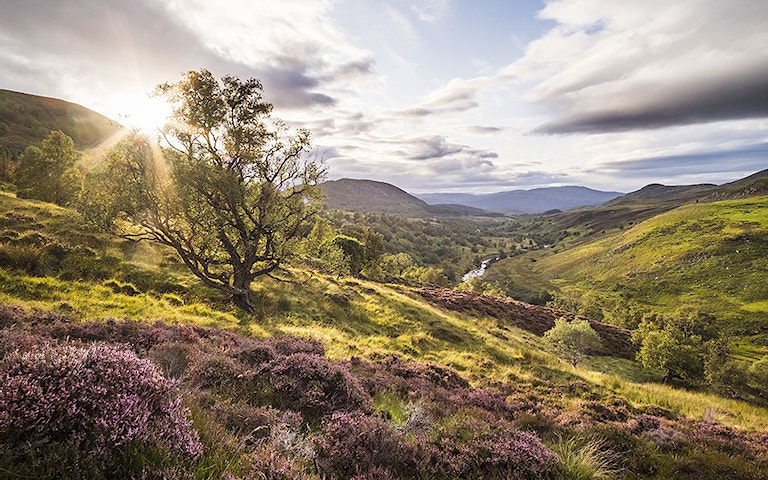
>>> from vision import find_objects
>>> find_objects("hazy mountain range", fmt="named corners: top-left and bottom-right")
top-left (416, 186), bottom-right (624, 214)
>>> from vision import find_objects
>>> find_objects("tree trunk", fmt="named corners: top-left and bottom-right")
top-left (232, 289), bottom-right (256, 313)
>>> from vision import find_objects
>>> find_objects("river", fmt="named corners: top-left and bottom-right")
top-left (461, 258), bottom-right (495, 282)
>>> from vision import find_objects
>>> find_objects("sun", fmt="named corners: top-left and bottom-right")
top-left (107, 93), bottom-right (171, 135)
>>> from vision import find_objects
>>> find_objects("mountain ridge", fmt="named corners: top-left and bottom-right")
top-left (417, 186), bottom-right (624, 214)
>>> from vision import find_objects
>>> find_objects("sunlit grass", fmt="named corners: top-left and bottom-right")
top-left (0, 268), bottom-right (243, 330)
top-left (579, 369), bottom-right (768, 431)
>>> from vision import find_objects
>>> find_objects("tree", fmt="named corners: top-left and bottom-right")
top-left (543, 317), bottom-right (602, 367)
top-left (80, 70), bottom-right (325, 312)
top-left (14, 130), bottom-right (82, 205)
top-left (332, 235), bottom-right (366, 276)
top-left (633, 310), bottom-right (719, 384)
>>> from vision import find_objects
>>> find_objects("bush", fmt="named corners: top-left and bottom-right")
top-left (420, 427), bottom-right (560, 480)
top-left (544, 317), bottom-right (602, 367)
top-left (316, 412), bottom-right (412, 478)
top-left (265, 352), bottom-right (373, 423)
top-left (0, 342), bottom-right (201, 477)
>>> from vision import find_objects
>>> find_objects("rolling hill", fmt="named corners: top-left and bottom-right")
top-left (321, 178), bottom-right (490, 216)
top-left (486, 193), bottom-right (768, 343)
top-left (0, 89), bottom-right (123, 160)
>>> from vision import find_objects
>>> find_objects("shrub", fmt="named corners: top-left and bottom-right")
top-left (0, 342), bottom-right (201, 477)
top-left (640, 428), bottom-right (687, 452)
top-left (148, 341), bottom-right (192, 379)
top-left (543, 317), bottom-right (602, 367)
top-left (632, 414), bottom-right (661, 433)
top-left (316, 412), bottom-right (412, 478)
top-left (265, 353), bottom-right (373, 423)
top-left (420, 422), bottom-right (559, 480)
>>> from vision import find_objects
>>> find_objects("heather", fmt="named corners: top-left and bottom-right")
top-left (2, 307), bottom-right (767, 479)
top-left (0, 341), bottom-right (201, 478)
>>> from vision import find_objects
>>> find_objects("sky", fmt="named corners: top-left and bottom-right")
top-left (1, 0), bottom-right (767, 194)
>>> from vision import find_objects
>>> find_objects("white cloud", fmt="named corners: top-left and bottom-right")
top-left (518, 0), bottom-right (768, 133)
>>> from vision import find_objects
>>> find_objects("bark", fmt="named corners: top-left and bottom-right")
top-left (231, 289), bottom-right (256, 314)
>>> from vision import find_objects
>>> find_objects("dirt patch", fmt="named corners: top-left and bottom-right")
top-left (416, 286), bottom-right (637, 359)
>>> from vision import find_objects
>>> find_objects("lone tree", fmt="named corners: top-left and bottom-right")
top-left (80, 69), bottom-right (325, 312)
top-left (15, 130), bottom-right (82, 205)
top-left (633, 309), bottom-right (719, 384)
top-left (543, 317), bottom-right (602, 367)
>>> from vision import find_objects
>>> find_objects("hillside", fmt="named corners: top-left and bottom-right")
top-left (0, 89), bottom-right (123, 160)
top-left (487, 196), bottom-right (768, 342)
top-left (322, 178), bottom-right (433, 216)
top-left (321, 178), bottom-right (487, 217)
top-left (417, 186), bottom-right (623, 214)
top-left (2, 187), bottom-right (768, 478)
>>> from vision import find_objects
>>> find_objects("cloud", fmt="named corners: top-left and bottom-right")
top-left (411, 0), bottom-right (456, 23)
top-left (398, 74), bottom-right (507, 118)
top-left (407, 135), bottom-right (498, 161)
top-left (0, 0), bottom-right (374, 116)
top-left (596, 142), bottom-right (768, 176)
top-left (467, 126), bottom-right (505, 135)
top-left (518, 0), bottom-right (768, 134)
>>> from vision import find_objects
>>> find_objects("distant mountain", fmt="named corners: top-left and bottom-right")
top-left (417, 186), bottom-right (624, 214)
top-left (321, 178), bottom-right (496, 217)
top-left (507, 168), bottom-right (768, 246)
top-left (608, 183), bottom-right (717, 204)
top-left (321, 178), bottom-right (435, 216)
top-left (0, 89), bottom-right (123, 160)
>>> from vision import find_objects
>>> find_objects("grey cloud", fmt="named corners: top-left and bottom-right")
top-left (300, 112), bottom-right (376, 138)
top-left (466, 125), bottom-right (504, 135)
top-left (527, 0), bottom-right (768, 134)
top-left (408, 135), bottom-right (498, 161)
top-left (597, 143), bottom-right (768, 176)
top-left (535, 64), bottom-right (768, 134)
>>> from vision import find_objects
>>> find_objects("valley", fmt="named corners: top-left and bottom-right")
top-left (1, 89), bottom-right (767, 479)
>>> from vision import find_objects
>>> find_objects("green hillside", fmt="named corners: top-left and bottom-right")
top-left (2, 187), bottom-right (768, 478)
top-left (0, 89), bottom-right (123, 162)
top-left (489, 197), bottom-right (768, 345)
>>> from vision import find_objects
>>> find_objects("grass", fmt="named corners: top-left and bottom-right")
top-left (2, 190), bottom-right (768, 435)
top-left (492, 198), bottom-right (768, 341)
top-left (550, 436), bottom-right (621, 480)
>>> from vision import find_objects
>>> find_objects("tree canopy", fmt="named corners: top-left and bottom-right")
top-left (15, 130), bottom-right (82, 205)
top-left (80, 69), bottom-right (325, 312)
top-left (543, 317), bottom-right (602, 367)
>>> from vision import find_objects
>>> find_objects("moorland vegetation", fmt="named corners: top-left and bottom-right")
top-left (0, 74), bottom-right (767, 479)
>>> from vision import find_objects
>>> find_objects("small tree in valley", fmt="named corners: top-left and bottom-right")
top-left (15, 130), bottom-right (82, 205)
top-left (633, 309), bottom-right (719, 384)
top-left (79, 69), bottom-right (325, 312)
top-left (544, 317), bottom-right (602, 367)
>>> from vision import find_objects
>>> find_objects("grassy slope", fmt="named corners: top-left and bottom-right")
top-left (1, 191), bottom-right (768, 433)
top-left (490, 197), bottom-right (768, 353)
top-left (0, 89), bottom-right (124, 158)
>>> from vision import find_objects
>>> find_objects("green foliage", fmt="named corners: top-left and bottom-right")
top-left (633, 310), bottom-right (719, 385)
top-left (332, 234), bottom-right (366, 276)
top-left (748, 356), bottom-right (768, 400)
top-left (326, 211), bottom-right (526, 283)
top-left (297, 218), bottom-right (349, 276)
top-left (79, 70), bottom-right (325, 312)
top-left (544, 317), bottom-right (602, 367)
top-left (14, 130), bottom-right (82, 205)
top-left (550, 436), bottom-right (620, 480)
